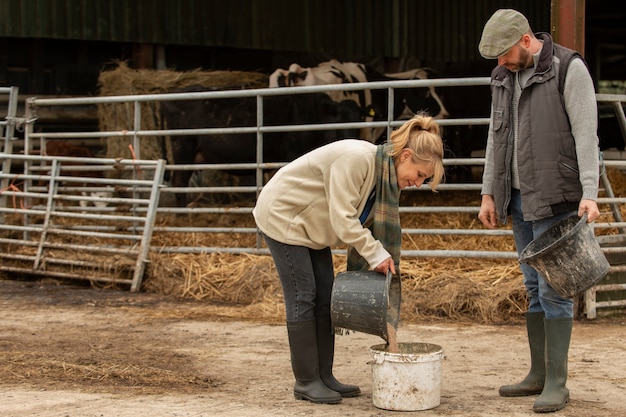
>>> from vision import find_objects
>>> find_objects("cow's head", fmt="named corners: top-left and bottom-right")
top-left (385, 68), bottom-right (449, 120)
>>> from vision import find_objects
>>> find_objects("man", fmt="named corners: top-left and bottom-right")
top-left (477, 9), bottom-right (600, 414)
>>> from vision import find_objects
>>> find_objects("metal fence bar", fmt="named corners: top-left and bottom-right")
top-left (8, 82), bottom-right (626, 262)
top-left (584, 93), bottom-right (626, 318)
top-left (131, 159), bottom-right (166, 291)
top-left (0, 86), bottom-right (20, 219)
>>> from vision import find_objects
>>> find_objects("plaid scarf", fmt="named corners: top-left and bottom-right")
top-left (347, 143), bottom-right (401, 273)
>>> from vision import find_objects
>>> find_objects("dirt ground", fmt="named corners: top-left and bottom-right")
top-left (1, 278), bottom-right (625, 417)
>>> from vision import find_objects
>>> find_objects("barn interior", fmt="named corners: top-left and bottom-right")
top-left (0, 0), bottom-right (623, 135)
top-left (1, 0), bottom-right (625, 321)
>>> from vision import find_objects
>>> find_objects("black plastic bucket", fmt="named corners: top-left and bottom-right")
top-left (330, 271), bottom-right (401, 341)
top-left (519, 214), bottom-right (610, 299)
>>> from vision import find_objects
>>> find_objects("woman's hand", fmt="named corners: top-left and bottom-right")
top-left (374, 257), bottom-right (396, 275)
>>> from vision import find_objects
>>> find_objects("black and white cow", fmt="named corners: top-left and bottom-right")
top-left (269, 59), bottom-right (449, 142)
top-left (161, 61), bottom-right (451, 206)
top-left (161, 87), bottom-right (363, 206)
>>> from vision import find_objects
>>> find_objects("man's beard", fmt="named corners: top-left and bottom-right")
top-left (506, 48), bottom-right (531, 73)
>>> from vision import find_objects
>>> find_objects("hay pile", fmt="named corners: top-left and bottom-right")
top-left (96, 61), bottom-right (268, 161)
top-left (144, 251), bottom-right (525, 326)
top-left (144, 204), bottom-right (527, 325)
top-left (139, 169), bottom-right (626, 325)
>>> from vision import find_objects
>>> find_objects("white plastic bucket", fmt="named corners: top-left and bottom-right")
top-left (370, 342), bottom-right (444, 411)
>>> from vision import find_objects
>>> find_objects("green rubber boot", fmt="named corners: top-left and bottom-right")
top-left (533, 317), bottom-right (572, 413)
top-left (315, 316), bottom-right (361, 398)
top-left (499, 312), bottom-right (546, 397)
top-left (286, 320), bottom-right (342, 404)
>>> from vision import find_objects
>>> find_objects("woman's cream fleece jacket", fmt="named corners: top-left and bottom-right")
top-left (253, 139), bottom-right (391, 269)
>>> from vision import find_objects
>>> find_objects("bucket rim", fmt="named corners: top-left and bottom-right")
top-left (520, 213), bottom-right (587, 263)
top-left (370, 342), bottom-right (444, 362)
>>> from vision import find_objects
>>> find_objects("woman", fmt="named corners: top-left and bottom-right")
top-left (253, 114), bottom-right (445, 404)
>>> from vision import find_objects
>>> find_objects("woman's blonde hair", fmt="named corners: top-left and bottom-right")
top-left (388, 113), bottom-right (445, 190)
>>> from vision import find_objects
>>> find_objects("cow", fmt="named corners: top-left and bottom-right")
top-left (161, 88), bottom-right (363, 206)
top-left (270, 61), bottom-right (373, 107)
top-left (45, 140), bottom-right (96, 159)
top-left (269, 59), bottom-right (449, 143)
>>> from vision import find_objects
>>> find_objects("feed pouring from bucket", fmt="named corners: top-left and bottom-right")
top-left (331, 270), bottom-right (445, 411)
top-left (519, 213), bottom-right (610, 299)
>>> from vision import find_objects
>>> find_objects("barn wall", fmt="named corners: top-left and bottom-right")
top-left (0, 0), bottom-right (622, 99)
top-left (0, 0), bottom-right (550, 61)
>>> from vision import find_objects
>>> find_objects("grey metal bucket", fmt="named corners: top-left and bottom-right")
top-left (519, 213), bottom-right (610, 299)
top-left (330, 270), bottom-right (401, 341)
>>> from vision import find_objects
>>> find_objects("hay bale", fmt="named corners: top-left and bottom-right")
top-left (96, 61), bottom-right (268, 162)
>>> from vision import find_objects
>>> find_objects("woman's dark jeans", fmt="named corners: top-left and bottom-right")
top-left (261, 232), bottom-right (335, 322)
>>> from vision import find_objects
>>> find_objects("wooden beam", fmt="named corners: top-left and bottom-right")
top-left (132, 44), bottom-right (155, 69)
top-left (551, 0), bottom-right (586, 56)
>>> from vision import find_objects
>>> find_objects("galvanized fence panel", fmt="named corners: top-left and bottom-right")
top-left (5, 81), bottom-right (626, 314)
top-left (586, 93), bottom-right (626, 318)
top-left (0, 86), bottom-right (20, 207)
top-left (22, 77), bottom-right (501, 258)
top-left (0, 153), bottom-right (165, 291)
top-left (17, 82), bottom-right (626, 257)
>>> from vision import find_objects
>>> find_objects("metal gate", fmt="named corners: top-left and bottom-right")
top-left (0, 153), bottom-right (165, 291)
top-left (584, 94), bottom-right (626, 318)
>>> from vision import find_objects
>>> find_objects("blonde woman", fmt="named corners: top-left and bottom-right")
top-left (253, 114), bottom-right (444, 404)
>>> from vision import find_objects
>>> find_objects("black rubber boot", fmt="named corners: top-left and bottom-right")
top-left (315, 316), bottom-right (361, 398)
top-left (499, 311), bottom-right (546, 397)
top-left (286, 320), bottom-right (342, 404)
top-left (533, 317), bottom-right (572, 413)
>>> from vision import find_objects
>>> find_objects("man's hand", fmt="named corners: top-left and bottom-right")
top-left (478, 194), bottom-right (498, 229)
top-left (579, 199), bottom-right (600, 223)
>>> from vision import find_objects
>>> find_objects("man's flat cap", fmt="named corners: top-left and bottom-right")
top-left (479, 9), bottom-right (530, 59)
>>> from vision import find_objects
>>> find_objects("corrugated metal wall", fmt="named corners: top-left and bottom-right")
top-left (0, 0), bottom-right (550, 62)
